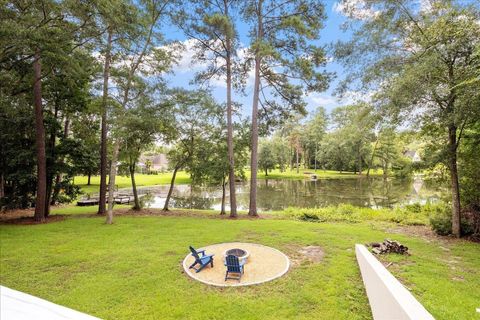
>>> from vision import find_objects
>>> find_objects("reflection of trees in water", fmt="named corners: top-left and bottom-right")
top-left (369, 178), bottom-right (411, 208)
top-left (140, 193), bottom-right (154, 207)
top-left (139, 178), bottom-right (441, 211)
top-left (171, 195), bottom-right (215, 210)
top-left (254, 178), bottom-right (419, 210)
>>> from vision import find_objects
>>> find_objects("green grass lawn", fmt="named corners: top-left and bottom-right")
top-left (1, 211), bottom-right (479, 319)
top-left (74, 171), bottom-right (191, 194)
top-left (256, 168), bottom-right (384, 180)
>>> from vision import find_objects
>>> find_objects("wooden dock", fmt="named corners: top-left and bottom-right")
top-left (77, 194), bottom-right (142, 206)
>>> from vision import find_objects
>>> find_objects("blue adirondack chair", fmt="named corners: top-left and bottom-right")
top-left (224, 254), bottom-right (245, 281)
top-left (189, 246), bottom-right (214, 273)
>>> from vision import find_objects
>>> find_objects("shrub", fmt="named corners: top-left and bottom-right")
top-left (298, 212), bottom-right (320, 222)
top-left (429, 210), bottom-right (452, 235)
top-left (405, 203), bottom-right (422, 213)
top-left (284, 203), bottom-right (433, 225)
top-left (429, 203), bottom-right (476, 236)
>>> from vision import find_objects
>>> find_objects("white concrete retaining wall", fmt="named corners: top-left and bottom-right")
top-left (355, 244), bottom-right (435, 320)
top-left (0, 286), bottom-right (101, 320)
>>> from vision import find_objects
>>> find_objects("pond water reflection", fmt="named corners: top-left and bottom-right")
top-left (130, 177), bottom-right (444, 212)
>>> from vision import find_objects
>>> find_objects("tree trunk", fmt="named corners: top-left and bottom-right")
top-left (314, 144), bottom-right (317, 172)
top-left (106, 140), bottom-right (120, 224)
top-left (357, 144), bottom-right (362, 175)
top-left (220, 177), bottom-right (226, 215)
top-left (163, 166), bottom-right (179, 211)
top-left (296, 148), bottom-right (299, 173)
top-left (290, 147), bottom-right (294, 171)
top-left (0, 172), bottom-right (4, 199)
top-left (130, 162), bottom-right (140, 210)
top-left (304, 149), bottom-right (308, 169)
top-left (33, 50), bottom-right (46, 222)
top-left (51, 117), bottom-right (70, 205)
top-left (225, 1), bottom-right (237, 218)
top-left (248, 0), bottom-right (263, 217)
top-left (448, 125), bottom-right (461, 237)
top-left (98, 28), bottom-right (113, 215)
top-left (87, 173), bottom-right (91, 185)
top-left (45, 105), bottom-right (59, 217)
top-left (367, 134), bottom-right (380, 178)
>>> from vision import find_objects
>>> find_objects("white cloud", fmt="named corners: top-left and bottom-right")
top-left (341, 90), bottom-right (375, 104)
top-left (333, 0), bottom-right (380, 20)
top-left (171, 39), bottom-right (209, 73)
top-left (308, 93), bottom-right (338, 107)
top-left (418, 0), bottom-right (433, 13)
top-left (305, 90), bottom-right (376, 113)
top-left (164, 39), bottom-right (258, 90)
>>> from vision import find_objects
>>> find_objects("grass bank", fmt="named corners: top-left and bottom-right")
top-left (1, 209), bottom-right (479, 319)
top-left (256, 168), bottom-right (384, 180)
top-left (51, 202), bottom-right (438, 227)
top-left (276, 203), bottom-right (444, 226)
top-left (74, 171), bottom-right (191, 195)
top-left (74, 169), bottom-right (384, 195)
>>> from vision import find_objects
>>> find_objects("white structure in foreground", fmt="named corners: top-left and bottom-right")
top-left (0, 286), bottom-right (100, 320)
top-left (355, 244), bottom-right (435, 320)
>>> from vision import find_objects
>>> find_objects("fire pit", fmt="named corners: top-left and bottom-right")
top-left (224, 248), bottom-right (250, 265)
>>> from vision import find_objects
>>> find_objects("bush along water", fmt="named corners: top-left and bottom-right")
top-left (283, 202), bottom-right (478, 237)
top-left (282, 203), bottom-right (440, 226)
top-left (429, 203), bottom-right (479, 237)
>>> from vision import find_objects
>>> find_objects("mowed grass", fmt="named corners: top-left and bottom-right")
top-left (256, 168), bottom-right (384, 180)
top-left (1, 213), bottom-right (479, 320)
top-left (74, 169), bottom-right (383, 195)
top-left (74, 171), bottom-right (191, 194)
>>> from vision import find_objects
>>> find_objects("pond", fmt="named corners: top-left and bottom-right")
top-left (130, 176), bottom-right (444, 212)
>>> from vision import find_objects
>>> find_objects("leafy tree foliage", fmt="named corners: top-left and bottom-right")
top-left (172, 0), bottom-right (242, 217)
top-left (334, 0), bottom-right (480, 237)
top-left (163, 90), bottom-right (224, 211)
top-left (258, 140), bottom-right (276, 176)
top-left (243, 0), bottom-right (331, 215)
top-left (0, 0), bottom-right (96, 217)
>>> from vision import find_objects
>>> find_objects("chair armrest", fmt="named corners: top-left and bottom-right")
top-left (197, 249), bottom-right (206, 256)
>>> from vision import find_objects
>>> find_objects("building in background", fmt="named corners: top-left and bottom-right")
top-left (138, 154), bottom-right (169, 173)
top-left (403, 150), bottom-right (422, 163)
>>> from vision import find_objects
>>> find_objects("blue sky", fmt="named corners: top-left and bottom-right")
top-left (161, 1), bottom-right (355, 119)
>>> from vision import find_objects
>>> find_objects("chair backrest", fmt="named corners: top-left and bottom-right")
top-left (189, 246), bottom-right (200, 261)
top-left (225, 255), bottom-right (241, 272)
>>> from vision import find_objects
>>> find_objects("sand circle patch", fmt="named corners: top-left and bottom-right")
top-left (183, 242), bottom-right (290, 287)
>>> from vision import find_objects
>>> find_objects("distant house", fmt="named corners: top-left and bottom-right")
top-left (403, 150), bottom-right (421, 163)
top-left (139, 154), bottom-right (169, 171)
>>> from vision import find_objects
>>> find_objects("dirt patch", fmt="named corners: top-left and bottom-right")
top-left (0, 214), bottom-right (66, 225)
top-left (0, 206), bottom-right (272, 225)
top-left (114, 208), bottom-right (272, 220)
top-left (381, 224), bottom-right (468, 244)
top-left (284, 245), bottom-right (324, 266)
top-left (383, 225), bottom-right (437, 240)
top-left (298, 246), bottom-right (324, 262)
top-left (0, 208), bottom-right (35, 222)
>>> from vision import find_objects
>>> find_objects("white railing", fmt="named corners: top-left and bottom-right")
top-left (1, 286), bottom-right (101, 320)
top-left (355, 244), bottom-right (435, 320)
